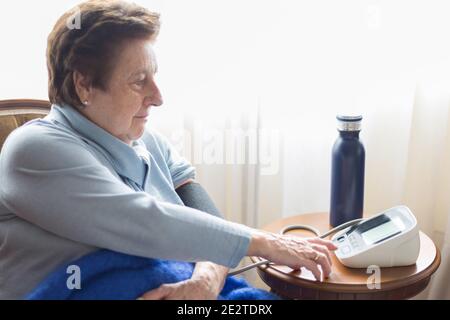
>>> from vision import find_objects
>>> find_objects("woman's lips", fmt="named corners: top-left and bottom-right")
top-left (135, 114), bottom-right (149, 119)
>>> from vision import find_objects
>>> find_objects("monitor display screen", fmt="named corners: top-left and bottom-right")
top-left (361, 220), bottom-right (401, 245)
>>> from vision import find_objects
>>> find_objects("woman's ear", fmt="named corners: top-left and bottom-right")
top-left (73, 70), bottom-right (92, 106)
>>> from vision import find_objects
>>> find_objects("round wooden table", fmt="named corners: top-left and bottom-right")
top-left (251, 212), bottom-right (441, 300)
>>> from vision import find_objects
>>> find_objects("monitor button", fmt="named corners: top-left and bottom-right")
top-left (340, 245), bottom-right (351, 255)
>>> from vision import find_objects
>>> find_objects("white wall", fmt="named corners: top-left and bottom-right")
top-left (2, 0), bottom-right (450, 227)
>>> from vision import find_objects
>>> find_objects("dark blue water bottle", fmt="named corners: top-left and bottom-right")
top-left (330, 115), bottom-right (365, 227)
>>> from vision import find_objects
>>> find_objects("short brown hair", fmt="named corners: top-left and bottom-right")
top-left (47, 0), bottom-right (160, 107)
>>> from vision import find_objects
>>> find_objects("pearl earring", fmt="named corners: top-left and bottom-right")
top-left (83, 100), bottom-right (88, 106)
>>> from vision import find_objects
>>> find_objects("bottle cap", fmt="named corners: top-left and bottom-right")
top-left (336, 115), bottom-right (363, 131)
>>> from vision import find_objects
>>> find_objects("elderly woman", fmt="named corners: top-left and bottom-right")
top-left (0, 0), bottom-right (336, 299)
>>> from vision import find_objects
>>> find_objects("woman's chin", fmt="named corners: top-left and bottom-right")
top-left (128, 126), bottom-right (146, 141)
top-left (133, 117), bottom-right (148, 126)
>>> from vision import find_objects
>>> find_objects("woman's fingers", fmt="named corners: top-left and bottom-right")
top-left (296, 251), bottom-right (332, 281)
top-left (259, 233), bottom-right (336, 281)
top-left (308, 251), bottom-right (332, 279)
top-left (310, 244), bottom-right (332, 266)
top-left (307, 237), bottom-right (338, 250)
top-left (139, 284), bottom-right (171, 300)
top-left (301, 259), bottom-right (323, 281)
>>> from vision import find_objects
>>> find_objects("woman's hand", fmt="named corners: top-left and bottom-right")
top-left (139, 261), bottom-right (228, 300)
top-left (138, 278), bottom-right (218, 300)
top-left (248, 230), bottom-right (338, 281)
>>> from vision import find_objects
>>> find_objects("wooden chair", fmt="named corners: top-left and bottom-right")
top-left (0, 99), bottom-right (51, 151)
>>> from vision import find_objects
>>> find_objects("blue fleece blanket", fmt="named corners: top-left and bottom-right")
top-left (26, 250), bottom-right (279, 300)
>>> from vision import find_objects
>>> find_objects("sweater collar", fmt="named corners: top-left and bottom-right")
top-left (47, 104), bottom-right (148, 187)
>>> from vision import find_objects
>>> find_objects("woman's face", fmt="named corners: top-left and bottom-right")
top-left (77, 38), bottom-right (163, 145)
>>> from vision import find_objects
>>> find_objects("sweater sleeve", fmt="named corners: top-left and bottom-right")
top-left (147, 130), bottom-right (196, 188)
top-left (0, 125), bottom-right (253, 268)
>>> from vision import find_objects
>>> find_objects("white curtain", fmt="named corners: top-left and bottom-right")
top-left (2, 0), bottom-right (450, 297)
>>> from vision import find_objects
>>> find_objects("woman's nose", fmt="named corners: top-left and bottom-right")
top-left (149, 81), bottom-right (163, 107)
top-left (152, 88), bottom-right (163, 107)
top-left (144, 80), bottom-right (163, 107)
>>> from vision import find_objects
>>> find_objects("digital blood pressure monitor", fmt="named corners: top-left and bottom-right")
top-left (331, 206), bottom-right (420, 268)
top-left (229, 205), bottom-right (421, 276)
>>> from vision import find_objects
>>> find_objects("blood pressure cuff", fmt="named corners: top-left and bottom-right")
top-left (175, 182), bottom-right (224, 219)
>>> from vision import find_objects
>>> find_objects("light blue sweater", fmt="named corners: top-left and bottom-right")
top-left (0, 104), bottom-right (253, 299)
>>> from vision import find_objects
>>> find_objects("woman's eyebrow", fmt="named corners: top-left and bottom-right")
top-left (130, 65), bottom-right (158, 77)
